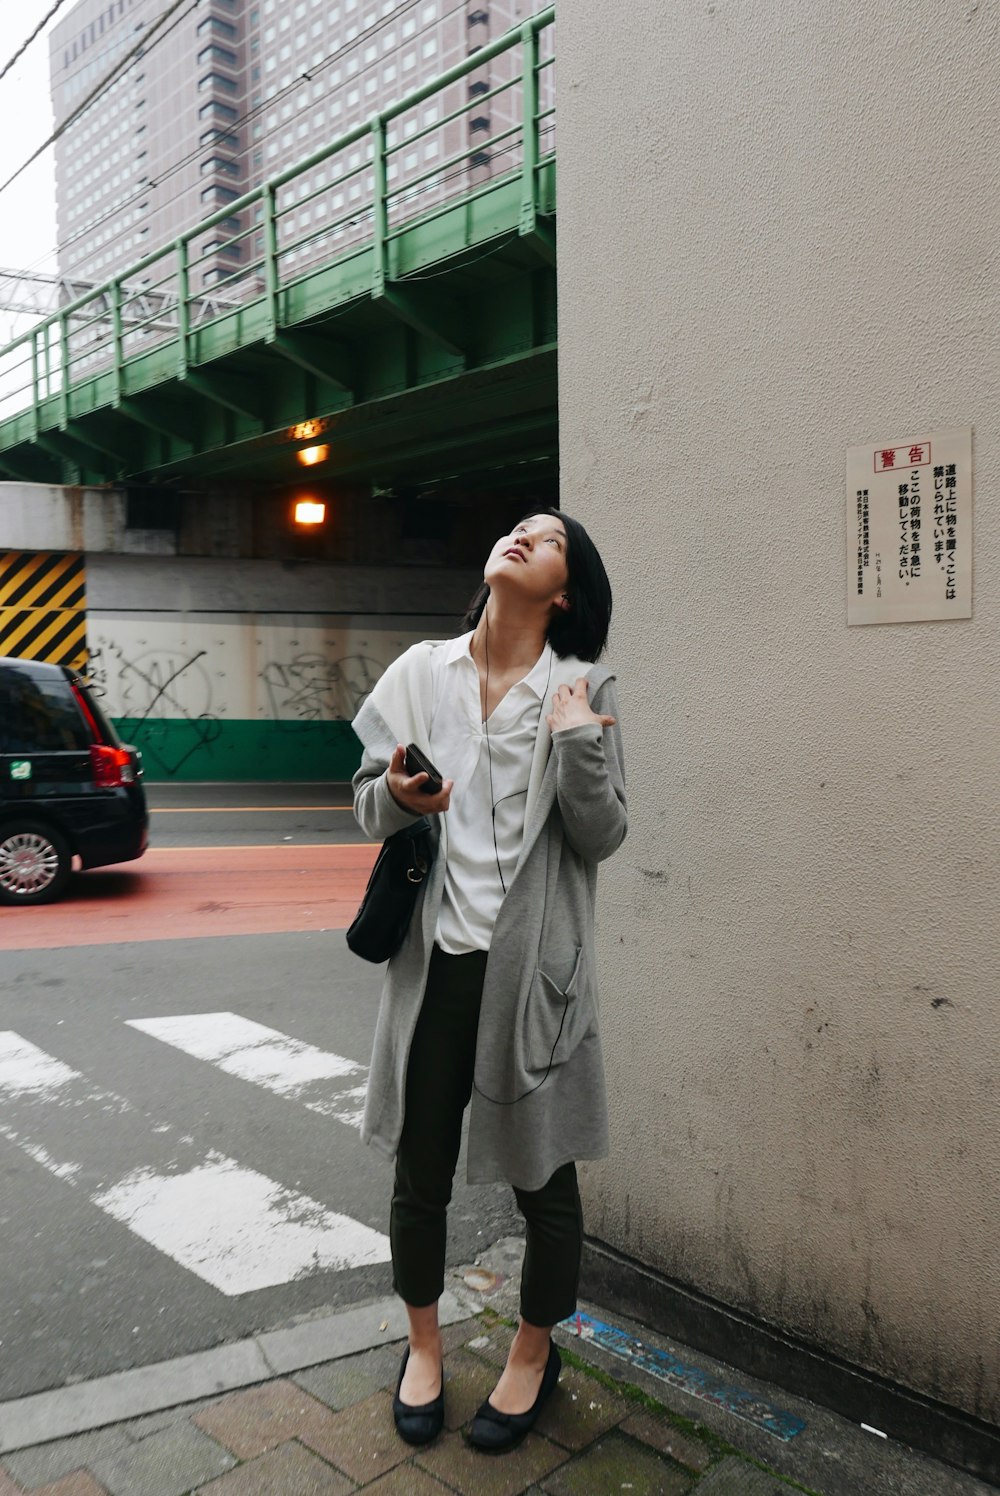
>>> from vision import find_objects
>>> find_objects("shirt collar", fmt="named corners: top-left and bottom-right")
top-left (443, 631), bottom-right (476, 667)
top-left (445, 631), bottom-right (553, 700)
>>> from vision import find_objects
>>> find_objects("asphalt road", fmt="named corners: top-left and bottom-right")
top-left (0, 782), bottom-right (521, 1403)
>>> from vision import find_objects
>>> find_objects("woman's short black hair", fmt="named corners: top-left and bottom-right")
top-left (461, 506), bottom-right (613, 661)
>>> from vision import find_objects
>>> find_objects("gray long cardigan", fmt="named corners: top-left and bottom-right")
top-left (351, 639), bottom-right (627, 1191)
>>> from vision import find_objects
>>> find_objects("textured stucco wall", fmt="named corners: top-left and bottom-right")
top-left (559, 1), bottom-right (1000, 1418)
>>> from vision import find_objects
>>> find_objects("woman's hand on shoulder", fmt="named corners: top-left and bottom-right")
top-left (385, 744), bottom-right (453, 814)
top-left (546, 677), bottom-right (617, 734)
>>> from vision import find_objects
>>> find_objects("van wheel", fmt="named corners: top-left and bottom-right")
top-left (0, 821), bottom-right (73, 906)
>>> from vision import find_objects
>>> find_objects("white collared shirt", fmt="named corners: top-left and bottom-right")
top-left (429, 630), bottom-right (553, 954)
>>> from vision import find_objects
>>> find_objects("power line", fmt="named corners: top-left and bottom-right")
top-left (0, 0), bottom-right (74, 85)
top-left (15, 0), bottom-right (492, 276)
top-left (0, 0), bottom-right (193, 199)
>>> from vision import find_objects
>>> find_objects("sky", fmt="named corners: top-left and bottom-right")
top-left (0, 0), bottom-right (63, 343)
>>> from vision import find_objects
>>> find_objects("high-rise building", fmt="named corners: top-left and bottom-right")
top-left (49, 0), bottom-right (547, 292)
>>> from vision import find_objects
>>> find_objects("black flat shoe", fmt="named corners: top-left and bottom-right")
top-left (392, 1346), bottom-right (445, 1446)
top-left (467, 1340), bottom-right (561, 1454)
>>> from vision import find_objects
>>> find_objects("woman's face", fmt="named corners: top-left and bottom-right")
top-left (483, 514), bottom-right (570, 608)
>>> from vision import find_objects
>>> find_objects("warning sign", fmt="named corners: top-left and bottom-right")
top-left (847, 427), bottom-right (972, 625)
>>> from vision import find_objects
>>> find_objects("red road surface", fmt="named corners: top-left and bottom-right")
top-left (1, 844), bottom-right (379, 951)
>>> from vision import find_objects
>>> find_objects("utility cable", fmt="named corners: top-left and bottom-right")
top-left (0, 0), bottom-right (193, 199)
top-left (12, 0), bottom-right (490, 272)
top-left (0, 0), bottom-right (75, 85)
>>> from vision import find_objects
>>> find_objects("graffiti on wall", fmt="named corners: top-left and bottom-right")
top-left (259, 652), bottom-right (383, 724)
top-left (87, 636), bottom-right (222, 776)
top-left (83, 620), bottom-right (426, 777)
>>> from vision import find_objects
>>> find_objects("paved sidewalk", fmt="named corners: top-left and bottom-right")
top-left (0, 1320), bottom-right (816, 1496)
top-left (0, 1242), bottom-right (992, 1496)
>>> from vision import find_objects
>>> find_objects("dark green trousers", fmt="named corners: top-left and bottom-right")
top-left (390, 944), bottom-right (583, 1326)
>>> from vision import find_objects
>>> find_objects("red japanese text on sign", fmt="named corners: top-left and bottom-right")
top-left (874, 442), bottom-right (931, 473)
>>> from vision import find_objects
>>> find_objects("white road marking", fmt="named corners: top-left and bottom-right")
top-left (0, 1031), bottom-right (387, 1294)
top-left (0, 1033), bottom-right (90, 1099)
top-left (6, 1137), bottom-right (81, 1181)
top-left (0, 1031), bottom-right (130, 1112)
top-left (126, 1013), bottom-right (368, 1129)
top-left (94, 1152), bottom-right (390, 1295)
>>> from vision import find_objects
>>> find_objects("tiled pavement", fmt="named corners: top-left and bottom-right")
top-left (0, 1315), bottom-right (815, 1496)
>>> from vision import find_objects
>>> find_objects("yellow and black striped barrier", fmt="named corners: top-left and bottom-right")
top-left (0, 551), bottom-right (87, 670)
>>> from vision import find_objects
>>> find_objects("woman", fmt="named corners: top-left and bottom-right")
top-left (351, 507), bottom-right (626, 1453)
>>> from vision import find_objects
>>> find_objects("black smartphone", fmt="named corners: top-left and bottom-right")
top-left (404, 742), bottom-right (444, 795)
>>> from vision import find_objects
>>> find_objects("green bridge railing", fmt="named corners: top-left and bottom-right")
top-left (0, 8), bottom-right (554, 469)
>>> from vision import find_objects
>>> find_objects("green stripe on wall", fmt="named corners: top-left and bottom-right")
top-left (113, 718), bottom-right (364, 782)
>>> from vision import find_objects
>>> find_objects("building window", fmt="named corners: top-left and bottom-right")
top-left (201, 183), bottom-right (240, 204)
top-left (200, 128), bottom-right (239, 148)
top-left (468, 79), bottom-right (488, 97)
top-left (198, 71), bottom-right (239, 94)
top-left (197, 16), bottom-right (238, 38)
top-left (469, 115), bottom-right (490, 133)
top-left (199, 99), bottom-right (238, 120)
top-left (200, 155), bottom-right (241, 177)
top-left (198, 44), bottom-right (238, 66)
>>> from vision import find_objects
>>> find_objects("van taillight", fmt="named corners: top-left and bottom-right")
top-left (90, 744), bottom-right (135, 787)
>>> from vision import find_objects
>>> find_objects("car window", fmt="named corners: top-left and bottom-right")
top-left (0, 674), bottom-right (92, 754)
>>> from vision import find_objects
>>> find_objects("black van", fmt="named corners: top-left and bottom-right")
top-left (0, 656), bottom-right (148, 906)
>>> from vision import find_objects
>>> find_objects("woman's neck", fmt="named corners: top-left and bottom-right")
top-left (470, 595), bottom-right (549, 676)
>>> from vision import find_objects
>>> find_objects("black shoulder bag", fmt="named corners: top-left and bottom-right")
top-left (346, 818), bottom-right (433, 963)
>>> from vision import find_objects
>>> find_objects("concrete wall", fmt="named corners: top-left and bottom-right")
top-left (559, 0), bottom-right (1000, 1422)
top-left (87, 556), bottom-right (475, 780)
top-left (0, 485), bottom-right (480, 779)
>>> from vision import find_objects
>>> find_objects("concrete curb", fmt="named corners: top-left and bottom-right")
top-left (0, 1288), bottom-right (475, 1456)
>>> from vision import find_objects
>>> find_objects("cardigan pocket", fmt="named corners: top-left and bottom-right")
top-left (525, 946), bottom-right (594, 1074)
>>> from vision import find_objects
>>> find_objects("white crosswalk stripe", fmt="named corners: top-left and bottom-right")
top-left (0, 1026), bottom-right (389, 1297)
top-left (126, 1012), bottom-right (368, 1129)
top-left (93, 1151), bottom-right (389, 1295)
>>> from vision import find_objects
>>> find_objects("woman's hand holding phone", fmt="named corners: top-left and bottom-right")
top-left (386, 743), bottom-right (453, 814)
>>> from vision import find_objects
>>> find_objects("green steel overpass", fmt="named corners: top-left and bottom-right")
top-left (0, 12), bottom-right (555, 496)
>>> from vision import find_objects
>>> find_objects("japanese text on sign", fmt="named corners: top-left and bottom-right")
top-left (846, 428), bottom-right (971, 625)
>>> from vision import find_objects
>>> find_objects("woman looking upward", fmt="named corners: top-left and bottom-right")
top-left (351, 507), bottom-right (627, 1453)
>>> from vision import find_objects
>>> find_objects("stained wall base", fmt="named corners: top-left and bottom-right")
top-left (580, 1236), bottom-right (1000, 1487)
